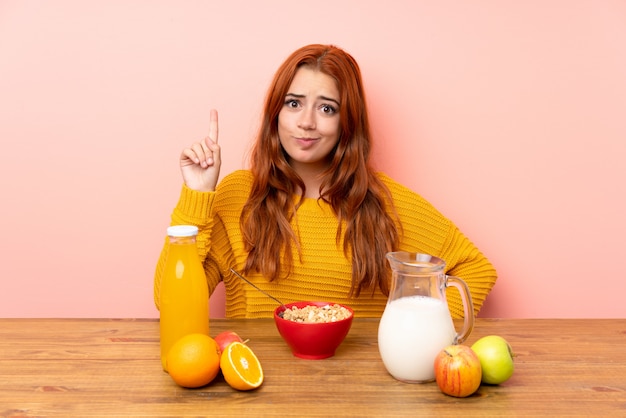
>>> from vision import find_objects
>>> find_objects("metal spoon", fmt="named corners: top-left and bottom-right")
top-left (229, 268), bottom-right (287, 317)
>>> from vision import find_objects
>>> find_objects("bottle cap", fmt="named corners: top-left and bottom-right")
top-left (166, 225), bottom-right (199, 237)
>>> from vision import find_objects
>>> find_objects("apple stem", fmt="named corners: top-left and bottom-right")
top-left (243, 338), bottom-right (250, 344)
top-left (507, 344), bottom-right (516, 358)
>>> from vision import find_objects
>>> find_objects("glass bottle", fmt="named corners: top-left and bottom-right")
top-left (159, 225), bottom-right (209, 371)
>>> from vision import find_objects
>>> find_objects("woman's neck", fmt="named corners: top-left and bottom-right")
top-left (290, 162), bottom-right (327, 199)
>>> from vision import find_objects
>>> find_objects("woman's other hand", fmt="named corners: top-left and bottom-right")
top-left (180, 109), bottom-right (221, 192)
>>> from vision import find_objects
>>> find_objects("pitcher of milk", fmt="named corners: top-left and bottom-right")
top-left (378, 252), bottom-right (475, 383)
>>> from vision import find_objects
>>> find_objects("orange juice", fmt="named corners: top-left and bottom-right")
top-left (160, 225), bottom-right (209, 371)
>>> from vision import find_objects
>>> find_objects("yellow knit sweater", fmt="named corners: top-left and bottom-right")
top-left (154, 170), bottom-right (497, 319)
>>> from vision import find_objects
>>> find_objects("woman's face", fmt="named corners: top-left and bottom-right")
top-left (277, 66), bottom-right (341, 173)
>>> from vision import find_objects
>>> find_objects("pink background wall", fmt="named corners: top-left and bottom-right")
top-left (1, 1), bottom-right (625, 318)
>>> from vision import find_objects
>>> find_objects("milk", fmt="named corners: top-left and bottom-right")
top-left (378, 296), bottom-right (457, 382)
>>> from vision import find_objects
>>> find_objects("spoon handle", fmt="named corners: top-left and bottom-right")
top-left (229, 268), bottom-right (286, 308)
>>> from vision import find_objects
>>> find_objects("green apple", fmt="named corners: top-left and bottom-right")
top-left (471, 335), bottom-right (515, 384)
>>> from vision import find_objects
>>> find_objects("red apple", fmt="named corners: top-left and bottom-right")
top-left (434, 344), bottom-right (482, 398)
top-left (214, 331), bottom-right (243, 352)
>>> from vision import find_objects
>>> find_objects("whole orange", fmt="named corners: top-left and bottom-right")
top-left (166, 333), bottom-right (220, 388)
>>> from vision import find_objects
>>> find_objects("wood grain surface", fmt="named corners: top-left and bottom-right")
top-left (1, 318), bottom-right (625, 416)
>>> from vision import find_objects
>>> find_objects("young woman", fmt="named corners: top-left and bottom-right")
top-left (154, 44), bottom-right (497, 318)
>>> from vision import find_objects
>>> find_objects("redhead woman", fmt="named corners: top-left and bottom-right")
top-left (154, 44), bottom-right (497, 319)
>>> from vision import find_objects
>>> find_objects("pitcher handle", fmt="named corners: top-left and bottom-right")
top-left (445, 275), bottom-right (475, 344)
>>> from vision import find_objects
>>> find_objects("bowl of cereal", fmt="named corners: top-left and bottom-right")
top-left (274, 301), bottom-right (354, 359)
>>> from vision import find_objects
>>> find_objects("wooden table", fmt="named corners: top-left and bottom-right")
top-left (1, 318), bottom-right (625, 417)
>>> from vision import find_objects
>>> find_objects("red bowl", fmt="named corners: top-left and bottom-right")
top-left (273, 301), bottom-right (354, 360)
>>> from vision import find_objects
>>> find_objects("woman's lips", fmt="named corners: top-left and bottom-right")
top-left (295, 137), bottom-right (319, 147)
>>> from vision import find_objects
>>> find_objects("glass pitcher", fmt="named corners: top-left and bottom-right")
top-left (377, 252), bottom-right (474, 383)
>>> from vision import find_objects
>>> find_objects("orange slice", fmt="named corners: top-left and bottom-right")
top-left (220, 341), bottom-right (264, 390)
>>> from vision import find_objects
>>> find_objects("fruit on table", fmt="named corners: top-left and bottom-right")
top-left (214, 330), bottom-right (244, 352)
top-left (220, 341), bottom-right (264, 391)
top-left (166, 333), bottom-right (221, 388)
top-left (471, 335), bottom-right (515, 384)
top-left (434, 344), bottom-right (482, 398)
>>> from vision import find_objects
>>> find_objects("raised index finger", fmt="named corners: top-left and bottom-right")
top-left (208, 109), bottom-right (219, 144)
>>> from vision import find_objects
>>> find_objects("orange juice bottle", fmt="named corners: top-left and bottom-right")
top-left (160, 225), bottom-right (209, 371)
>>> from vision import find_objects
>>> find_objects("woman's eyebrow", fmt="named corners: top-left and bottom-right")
top-left (320, 95), bottom-right (340, 106)
top-left (285, 92), bottom-right (340, 106)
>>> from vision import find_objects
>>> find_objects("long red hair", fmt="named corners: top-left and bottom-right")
top-left (241, 44), bottom-right (399, 296)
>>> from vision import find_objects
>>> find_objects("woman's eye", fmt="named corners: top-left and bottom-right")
top-left (285, 99), bottom-right (299, 108)
top-left (321, 104), bottom-right (337, 114)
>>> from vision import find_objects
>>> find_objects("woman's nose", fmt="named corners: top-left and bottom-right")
top-left (297, 108), bottom-right (316, 130)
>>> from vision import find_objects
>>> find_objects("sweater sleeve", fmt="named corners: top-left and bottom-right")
top-left (380, 173), bottom-right (497, 319)
top-left (153, 185), bottom-right (217, 310)
top-left (438, 223), bottom-right (497, 318)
